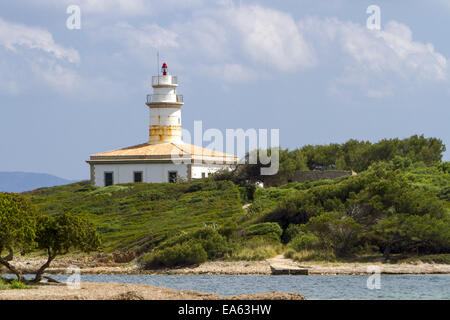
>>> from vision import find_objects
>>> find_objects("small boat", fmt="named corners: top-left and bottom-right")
top-left (270, 265), bottom-right (308, 275)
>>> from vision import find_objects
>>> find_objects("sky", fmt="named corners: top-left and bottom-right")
top-left (0, 0), bottom-right (449, 180)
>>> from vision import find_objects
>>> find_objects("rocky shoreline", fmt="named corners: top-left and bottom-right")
top-left (2, 255), bottom-right (450, 276)
top-left (0, 281), bottom-right (307, 300)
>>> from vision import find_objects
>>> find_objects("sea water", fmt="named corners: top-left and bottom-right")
top-left (30, 274), bottom-right (449, 300)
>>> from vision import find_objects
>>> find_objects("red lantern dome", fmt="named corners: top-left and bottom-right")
top-left (162, 62), bottom-right (168, 76)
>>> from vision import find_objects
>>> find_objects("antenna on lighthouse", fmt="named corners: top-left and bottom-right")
top-left (157, 51), bottom-right (160, 76)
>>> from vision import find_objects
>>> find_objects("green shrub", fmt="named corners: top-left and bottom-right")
top-left (141, 242), bottom-right (207, 269)
top-left (0, 279), bottom-right (8, 290)
top-left (400, 254), bottom-right (450, 264)
top-left (282, 224), bottom-right (303, 243)
top-left (438, 186), bottom-right (450, 201)
top-left (218, 221), bottom-right (237, 240)
top-left (157, 228), bottom-right (231, 260)
top-left (303, 212), bottom-right (361, 257)
top-left (289, 232), bottom-right (320, 251)
top-left (246, 222), bottom-right (283, 241)
top-left (75, 185), bottom-right (98, 193)
top-left (9, 279), bottom-right (27, 289)
top-left (231, 237), bottom-right (281, 260)
top-left (136, 190), bottom-right (169, 201)
top-left (285, 248), bottom-right (336, 262)
top-left (246, 200), bottom-right (264, 216)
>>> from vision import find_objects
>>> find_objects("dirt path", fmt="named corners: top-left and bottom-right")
top-left (267, 255), bottom-right (304, 268)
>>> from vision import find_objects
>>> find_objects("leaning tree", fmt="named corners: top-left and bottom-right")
top-left (33, 213), bottom-right (101, 282)
top-left (0, 193), bottom-right (38, 281)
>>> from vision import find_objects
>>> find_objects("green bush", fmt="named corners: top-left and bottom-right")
top-left (0, 278), bottom-right (8, 290)
top-left (136, 190), bottom-right (169, 201)
top-left (303, 212), bottom-right (361, 257)
top-left (438, 186), bottom-right (450, 201)
top-left (285, 248), bottom-right (336, 262)
top-left (246, 222), bottom-right (283, 241)
top-left (289, 232), bottom-right (320, 251)
top-left (400, 254), bottom-right (450, 264)
top-left (231, 237), bottom-right (281, 260)
top-left (141, 242), bottom-right (207, 268)
top-left (9, 280), bottom-right (27, 289)
top-left (282, 224), bottom-right (302, 243)
top-left (218, 221), bottom-right (237, 240)
top-left (157, 228), bottom-right (231, 260)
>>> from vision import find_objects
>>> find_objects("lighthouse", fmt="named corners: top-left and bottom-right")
top-left (87, 63), bottom-right (237, 186)
top-left (146, 63), bottom-right (184, 144)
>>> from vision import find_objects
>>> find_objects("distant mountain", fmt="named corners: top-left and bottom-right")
top-left (0, 172), bottom-right (78, 193)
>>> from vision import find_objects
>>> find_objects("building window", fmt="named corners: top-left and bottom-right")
top-left (134, 171), bottom-right (143, 183)
top-left (168, 171), bottom-right (178, 183)
top-left (201, 172), bottom-right (206, 178)
top-left (104, 172), bottom-right (113, 186)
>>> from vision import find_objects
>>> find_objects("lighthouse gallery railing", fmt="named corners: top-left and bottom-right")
top-left (152, 76), bottom-right (178, 86)
top-left (146, 94), bottom-right (183, 103)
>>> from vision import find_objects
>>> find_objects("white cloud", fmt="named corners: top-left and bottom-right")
top-left (33, 0), bottom-right (150, 15)
top-left (30, 59), bottom-right (82, 92)
top-left (298, 17), bottom-right (449, 97)
top-left (0, 18), bottom-right (84, 94)
top-left (102, 4), bottom-right (316, 83)
top-left (31, 0), bottom-right (206, 15)
top-left (228, 5), bottom-right (317, 71)
top-left (201, 63), bottom-right (258, 83)
top-left (0, 18), bottom-right (80, 63)
top-left (112, 22), bottom-right (179, 49)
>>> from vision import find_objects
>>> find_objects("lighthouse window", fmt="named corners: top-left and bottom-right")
top-left (134, 171), bottom-right (143, 183)
top-left (104, 172), bottom-right (113, 186)
top-left (168, 171), bottom-right (178, 183)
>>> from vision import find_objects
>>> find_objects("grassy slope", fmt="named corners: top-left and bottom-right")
top-left (22, 163), bottom-right (448, 263)
top-left (24, 180), bottom-right (243, 252)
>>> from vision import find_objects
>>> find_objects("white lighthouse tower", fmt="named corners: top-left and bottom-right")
top-left (146, 62), bottom-right (184, 144)
top-left (87, 62), bottom-right (237, 186)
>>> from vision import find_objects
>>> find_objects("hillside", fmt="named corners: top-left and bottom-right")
top-left (0, 172), bottom-right (77, 193)
top-left (24, 180), bottom-right (244, 252)
top-left (19, 136), bottom-right (450, 268)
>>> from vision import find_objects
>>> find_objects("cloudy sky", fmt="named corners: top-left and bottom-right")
top-left (0, 0), bottom-right (449, 180)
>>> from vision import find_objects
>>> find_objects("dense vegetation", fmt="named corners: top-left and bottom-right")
top-left (224, 135), bottom-right (446, 186)
top-left (246, 162), bottom-right (449, 261)
top-left (1, 135), bottom-right (448, 273)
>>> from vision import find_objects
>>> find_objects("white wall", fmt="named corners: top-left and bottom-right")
top-left (93, 163), bottom-right (234, 186)
top-left (150, 108), bottom-right (181, 127)
top-left (93, 163), bottom-right (189, 187)
top-left (191, 163), bottom-right (233, 179)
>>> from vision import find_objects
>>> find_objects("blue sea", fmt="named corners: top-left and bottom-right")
top-left (19, 274), bottom-right (450, 300)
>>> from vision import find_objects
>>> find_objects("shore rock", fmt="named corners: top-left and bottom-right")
top-left (0, 282), bottom-right (306, 300)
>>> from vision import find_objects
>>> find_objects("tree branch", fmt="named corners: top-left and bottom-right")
top-left (0, 255), bottom-right (23, 281)
top-left (32, 249), bottom-right (58, 283)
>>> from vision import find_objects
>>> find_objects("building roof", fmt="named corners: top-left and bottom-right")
top-left (87, 142), bottom-right (238, 165)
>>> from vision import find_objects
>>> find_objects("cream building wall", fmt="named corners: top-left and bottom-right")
top-left (92, 162), bottom-right (233, 187)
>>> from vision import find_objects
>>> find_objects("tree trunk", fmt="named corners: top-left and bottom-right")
top-left (33, 251), bottom-right (56, 283)
top-left (0, 256), bottom-right (24, 282)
